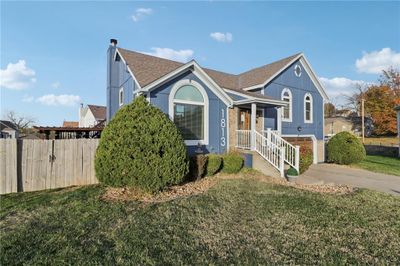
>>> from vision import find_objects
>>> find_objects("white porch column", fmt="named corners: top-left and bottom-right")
top-left (251, 103), bottom-right (257, 150)
top-left (277, 107), bottom-right (282, 134)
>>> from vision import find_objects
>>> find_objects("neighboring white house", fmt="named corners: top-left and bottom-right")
top-left (0, 120), bottom-right (19, 139)
top-left (396, 105), bottom-right (400, 157)
top-left (79, 104), bottom-right (106, 128)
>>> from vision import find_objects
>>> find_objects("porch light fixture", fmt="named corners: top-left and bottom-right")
top-left (297, 126), bottom-right (302, 132)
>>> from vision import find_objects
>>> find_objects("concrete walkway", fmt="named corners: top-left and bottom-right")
top-left (297, 163), bottom-right (400, 196)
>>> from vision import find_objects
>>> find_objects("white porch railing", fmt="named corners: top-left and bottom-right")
top-left (262, 129), bottom-right (300, 172)
top-left (235, 129), bottom-right (300, 176)
top-left (236, 130), bottom-right (252, 149)
top-left (254, 131), bottom-right (285, 177)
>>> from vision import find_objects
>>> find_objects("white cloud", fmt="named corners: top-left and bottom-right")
top-left (144, 47), bottom-right (194, 62)
top-left (132, 8), bottom-right (153, 22)
top-left (210, 32), bottom-right (233, 43)
top-left (355, 48), bottom-right (400, 74)
top-left (51, 81), bottom-right (61, 89)
top-left (22, 95), bottom-right (34, 103)
top-left (319, 77), bottom-right (371, 99)
top-left (36, 94), bottom-right (81, 107)
top-left (0, 60), bottom-right (36, 90)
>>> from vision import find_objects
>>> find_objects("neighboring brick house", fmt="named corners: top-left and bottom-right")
top-left (325, 116), bottom-right (374, 137)
top-left (106, 39), bottom-right (329, 176)
top-left (62, 121), bottom-right (79, 128)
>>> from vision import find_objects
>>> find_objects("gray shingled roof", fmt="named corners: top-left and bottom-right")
top-left (0, 120), bottom-right (18, 131)
top-left (117, 48), bottom-right (301, 92)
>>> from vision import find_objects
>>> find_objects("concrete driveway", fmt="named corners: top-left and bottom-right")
top-left (297, 163), bottom-right (400, 196)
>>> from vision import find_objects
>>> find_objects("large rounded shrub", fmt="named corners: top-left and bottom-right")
top-left (95, 96), bottom-right (189, 193)
top-left (327, 131), bottom-right (366, 165)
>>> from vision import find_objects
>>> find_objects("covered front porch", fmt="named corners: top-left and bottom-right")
top-left (228, 100), bottom-right (300, 176)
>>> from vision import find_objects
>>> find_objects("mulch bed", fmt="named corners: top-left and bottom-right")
top-left (102, 170), bottom-right (354, 203)
top-left (101, 177), bottom-right (217, 203)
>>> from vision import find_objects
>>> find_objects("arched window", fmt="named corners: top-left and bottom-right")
top-left (304, 93), bottom-right (313, 123)
top-left (169, 80), bottom-right (209, 145)
top-left (281, 88), bottom-right (292, 122)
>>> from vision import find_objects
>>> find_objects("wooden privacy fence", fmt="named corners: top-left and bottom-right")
top-left (0, 139), bottom-right (99, 194)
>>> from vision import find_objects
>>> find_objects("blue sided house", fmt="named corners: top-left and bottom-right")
top-left (107, 39), bottom-right (329, 177)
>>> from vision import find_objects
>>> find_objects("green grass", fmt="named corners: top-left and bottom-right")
top-left (1, 173), bottom-right (399, 264)
top-left (353, 155), bottom-right (400, 176)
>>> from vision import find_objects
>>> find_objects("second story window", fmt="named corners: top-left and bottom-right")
top-left (281, 88), bottom-right (292, 122)
top-left (304, 93), bottom-right (313, 123)
top-left (119, 87), bottom-right (124, 106)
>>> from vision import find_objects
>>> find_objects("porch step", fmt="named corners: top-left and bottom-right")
top-left (241, 150), bottom-right (283, 179)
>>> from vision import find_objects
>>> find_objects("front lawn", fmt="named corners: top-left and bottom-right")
top-left (353, 155), bottom-right (400, 176)
top-left (1, 172), bottom-right (399, 264)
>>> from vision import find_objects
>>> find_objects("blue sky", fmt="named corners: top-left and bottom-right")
top-left (1, 1), bottom-right (400, 126)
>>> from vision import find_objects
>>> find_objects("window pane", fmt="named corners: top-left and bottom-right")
top-left (174, 103), bottom-right (204, 140)
top-left (283, 98), bottom-right (290, 119)
top-left (306, 101), bottom-right (311, 120)
top-left (283, 106), bottom-right (289, 119)
top-left (174, 85), bottom-right (204, 102)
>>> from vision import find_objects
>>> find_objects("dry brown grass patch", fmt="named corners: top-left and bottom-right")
top-left (218, 169), bottom-right (355, 195)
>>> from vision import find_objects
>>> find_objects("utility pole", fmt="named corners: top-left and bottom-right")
top-left (361, 98), bottom-right (365, 143)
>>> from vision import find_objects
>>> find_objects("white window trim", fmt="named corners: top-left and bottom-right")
top-left (281, 88), bottom-right (292, 122)
top-left (304, 93), bottom-right (313, 123)
top-left (119, 87), bottom-right (124, 106)
top-left (169, 79), bottom-right (209, 146)
top-left (294, 64), bottom-right (302, 77)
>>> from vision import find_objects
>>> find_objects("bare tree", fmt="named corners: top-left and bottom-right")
top-left (379, 67), bottom-right (400, 95)
top-left (4, 110), bottom-right (36, 131)
top-left (343, 83), bottom-right (366, 115)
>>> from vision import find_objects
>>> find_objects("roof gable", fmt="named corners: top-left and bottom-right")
top-left (116, 47), bottom-right (327, 100)
top-left (237, 53), bottom-right (301, 89)
top-left (0, 120), bottom-right (18, 131)
top-left (88, 105), bottom-right (106, 120)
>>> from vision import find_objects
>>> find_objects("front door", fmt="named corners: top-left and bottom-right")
top-left (238, 108), bottom-right (263, 130)
top-left (238, 109), bottom-right (251, 130)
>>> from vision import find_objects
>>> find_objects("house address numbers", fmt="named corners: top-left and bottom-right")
top-left (220, 109), bottom-right (226, 147)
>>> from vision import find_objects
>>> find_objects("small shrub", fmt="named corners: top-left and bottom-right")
top-left (287, 167), bottom-right (298, 176)
top-left (299, 146), bottom-right (313, 174)
top-left (222, 152), bottom-right (244, 174)
top-left (205, 154), bottom-right (222, 176)
top-left (327, 131), bottom-right (366, 165)
top-left (189, 155), bottom-right (208, 180)
top-left (95, 96), bottom-right (189, 193)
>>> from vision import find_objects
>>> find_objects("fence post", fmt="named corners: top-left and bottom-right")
top-left (295, 145), bottom-right (300, 173)
top-left (280, 146), bottom-right (285, 178)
